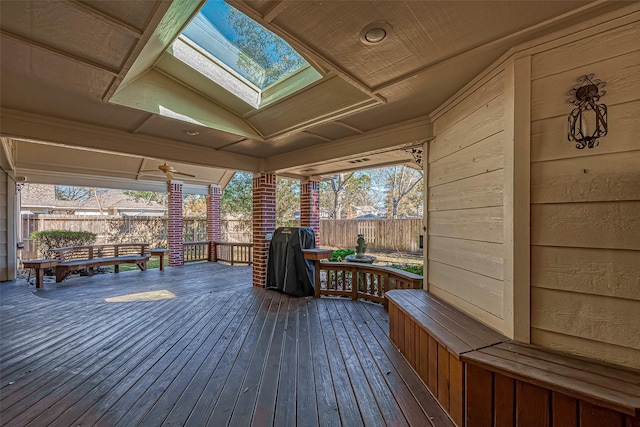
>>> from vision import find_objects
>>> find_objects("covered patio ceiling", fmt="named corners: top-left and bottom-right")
top-left (3, 138), bottom-right (236, 194)
top-left (0, 0), bottom-right (630, 183)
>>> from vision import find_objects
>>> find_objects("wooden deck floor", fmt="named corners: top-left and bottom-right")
top-left (0, 263), bottom-right (452, 427)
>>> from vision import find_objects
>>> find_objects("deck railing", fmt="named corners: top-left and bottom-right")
top-left (183, 241), bottom-right (210, 263)
top-left (316, 261), bottom-right (423, 307)
top-left (214, 241), bottom-right (253, 265)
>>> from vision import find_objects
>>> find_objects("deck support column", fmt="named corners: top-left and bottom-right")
top-left (252, 173), bottom-right (276, 287)
top-left (168, 180), bottom-right (184, 266)
top-left (207, 184), bottom-right (221, 262)
top-left (300, 179), bottom-right (321, 246)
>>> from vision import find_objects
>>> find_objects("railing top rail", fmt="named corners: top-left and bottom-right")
top-left (214, 241), bottom-right (253, 247)
top-left (52, 243), bottom-right (150, 251)
top-left (320, 261), bottom-right (423, 280)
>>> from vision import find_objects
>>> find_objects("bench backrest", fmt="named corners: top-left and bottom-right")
top-left (52, 243), bottom-right (150, 262)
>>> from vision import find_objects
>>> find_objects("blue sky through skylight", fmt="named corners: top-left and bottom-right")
top-left (181, 0), bottom-right (310, 89)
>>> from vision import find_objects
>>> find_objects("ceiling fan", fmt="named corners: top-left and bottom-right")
top-left (140, 161), bottom-right (196, 181)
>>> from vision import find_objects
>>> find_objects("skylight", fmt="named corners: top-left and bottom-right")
top-left (176, 0), bottom-right (320, 107)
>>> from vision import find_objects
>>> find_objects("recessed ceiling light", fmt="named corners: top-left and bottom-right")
top-left (360, 22), bottom-right (392, 45)
top-left (184, 130), bottom-right (199, 136)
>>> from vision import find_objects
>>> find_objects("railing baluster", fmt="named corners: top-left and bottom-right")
top-left (313, 261), bottom-right (423, 306)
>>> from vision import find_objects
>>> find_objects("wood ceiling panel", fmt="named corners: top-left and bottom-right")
top-left (0, 35), bottom-right (115, 102)
top-left (0, 1), bottom-right (137, 70)
top-left (280, 149), bottom-right (417, 178)
top-left (242, 0), bottom-right (280, 16)
top-left (222, 132), bottom-right (321, 158)
top-left (247, 76), bottom-right (376, 137)
top-left (0, 38), bottom-right (147, 131)
top-left (274, 1), bottom-right (592, 88)
top-left (304, 122), bottom-right (359, 141)
top-left (340, 42), bottom-right (506, 132)
top-left (77, 0), bottom-right (160, 31)
top-left (135, 115), bottom-right (244, 150)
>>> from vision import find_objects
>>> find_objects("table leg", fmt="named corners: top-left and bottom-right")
top-left (314, 260), bottom-right (321, 298)
top-left (36, 268), bottom-right (44, 289)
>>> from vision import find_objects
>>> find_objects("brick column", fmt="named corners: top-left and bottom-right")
top-left (252, 173), bottom-right (276, 287)
top-left (168, 180), bottom-right (184, 266)
top-left (300, 179), bottom-right (320, 246)
top-left (206, 184), bottom-right (222, 261)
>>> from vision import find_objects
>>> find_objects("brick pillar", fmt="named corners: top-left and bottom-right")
top-left (252, 173), bottom-right (276, 287)
top-left (300, 179), bottom-right (320, 246)
top-left (168, 180), bottom-right (184, 266)
top-left (206, 184), bottom-right (221, 261)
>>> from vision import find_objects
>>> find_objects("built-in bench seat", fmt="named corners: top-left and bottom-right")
top-left (386, 289), bottom-right (640, 426)
top-left (386, 289), bottom-right (507, 426)
top-left (53, 243), bottom-right (150, 282)
top-left (462, 341), bottom-right (640, 427)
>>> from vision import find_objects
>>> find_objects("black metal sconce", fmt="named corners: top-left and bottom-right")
top-left (568, 74), bottom-right (608, 149)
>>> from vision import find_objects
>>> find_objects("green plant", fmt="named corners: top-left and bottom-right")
top-left (330, 249), bottom-right (355, 262)
top-left (31, 230), bottom-right (97, 259)
top-left (389, 263), bottom-right (423, 276)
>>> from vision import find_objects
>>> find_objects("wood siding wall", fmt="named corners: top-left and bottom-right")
top-left (529, 19), bottom-right (640, 369)
top-left (428, 71), bottom-right (507, 333)
top-left (0, 172), bottom-right (8, 281)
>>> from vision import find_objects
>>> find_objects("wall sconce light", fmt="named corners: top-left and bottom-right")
top-left (568, 74), bottom-right (608, 149)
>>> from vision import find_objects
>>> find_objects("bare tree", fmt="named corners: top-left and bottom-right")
top-left (377, 166), bottom-right (423, 219)
top-left (320, 172), bottom-right (371, 219)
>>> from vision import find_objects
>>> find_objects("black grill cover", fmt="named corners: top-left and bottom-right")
top-left (266, 227), bottom-right (316, 297)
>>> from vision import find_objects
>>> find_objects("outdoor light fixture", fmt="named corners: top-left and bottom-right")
top-left (360, 22), bottom-right (392, 45)
top-left (183, 130), bottom-right (199, 136)
top-left (568, 74), bottom-right (608, 149)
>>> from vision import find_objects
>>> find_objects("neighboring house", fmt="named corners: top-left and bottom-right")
top-left (351, 205), bottom-right (380, 218)
top-left (20, 184), bottom-right (167, 217)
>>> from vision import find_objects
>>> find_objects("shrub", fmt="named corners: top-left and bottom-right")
top-left (31, 230), bottom-right (97, 259)
top-left (389, 263), bottom-right (423, 276)
top-left (330, 249), bottom-right (355, 262)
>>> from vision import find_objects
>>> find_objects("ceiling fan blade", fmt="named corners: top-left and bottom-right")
top-left (139, 169), bottom-right (162, 173)
top-left (174, 171), bottom-right (196, 178)
top-left (166, 171), bottom-right (174, 180)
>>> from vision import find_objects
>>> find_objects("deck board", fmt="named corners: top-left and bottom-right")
top-left (0, 262), bottom-right (453, 426)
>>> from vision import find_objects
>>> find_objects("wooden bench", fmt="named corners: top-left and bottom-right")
top-left (462, 341), bottom-right (640, 427)
top-left (386, 289), bottom-right (507, 426)
top-left (52, 243), bottom-right (150, 283)
top-left (386, 289), bottom-right (640, 427)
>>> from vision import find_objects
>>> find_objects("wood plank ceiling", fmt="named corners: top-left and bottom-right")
top-left (0, 0), bottom-right (627, 187)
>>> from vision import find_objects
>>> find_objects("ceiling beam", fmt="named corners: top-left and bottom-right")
top-left (334, 120), bottom-right (365, 134)
top-left (16, 168), bottom-right (211, 195)
top-left (1, 108), bottom-right (261, 173)
top-left (302, 131), bottom-right (332, 143)
top-left (263, 0), bottom-right (289, 22)
top-left (1, 30), bottom-right (119, 76)
top-left (102, 0), bottom-right (176, 101)
top-left (264, 117), bottom-right (432, 172)
top-left (1, 138), bottom-right (16, 171)
top-left (67, 0), bottom-right (143, 38)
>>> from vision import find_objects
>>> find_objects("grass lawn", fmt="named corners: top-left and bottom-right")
top-left (117, 258), bottom-right (167, 271)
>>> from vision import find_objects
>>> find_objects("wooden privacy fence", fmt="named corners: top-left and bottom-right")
top-left (21, 214), bottom-right (423, 259)
top-left (320, 219), bottom-right (423, 253)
